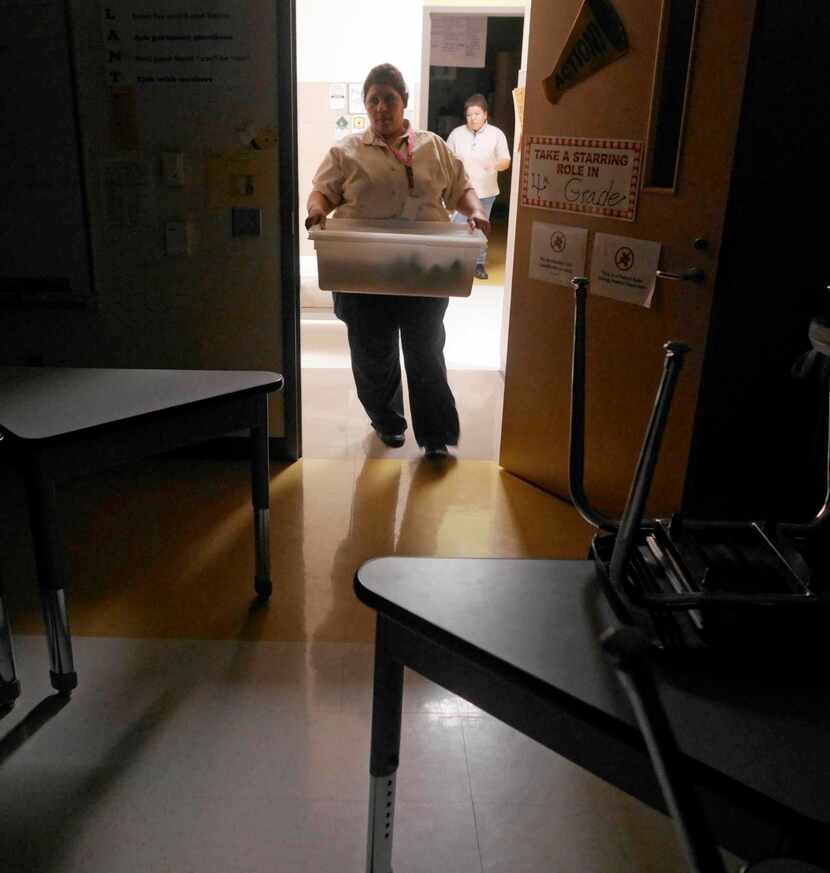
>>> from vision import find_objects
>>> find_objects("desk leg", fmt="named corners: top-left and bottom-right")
top-left (366, 616), bottom-right (404, 873)
top-left (250, 396), bottom-right (272, 599)
top-left (25, 459), bottom-right (77, 694)
top-left (0, 570), bottom-right (21, 704)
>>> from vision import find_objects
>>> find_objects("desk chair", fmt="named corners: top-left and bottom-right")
top-left (602, 626), bottom-right (828, 873)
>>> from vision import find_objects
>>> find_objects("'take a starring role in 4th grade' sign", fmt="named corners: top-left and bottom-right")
top-left (520, 135), bottom-right (642, 221)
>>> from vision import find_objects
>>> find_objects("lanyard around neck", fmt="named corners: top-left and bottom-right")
top-left (387, 128), bottom-right (416, 190)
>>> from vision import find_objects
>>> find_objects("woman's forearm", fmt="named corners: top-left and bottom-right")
top-left (454, 188), bottom-right (491, 235)
top-left (455, 188), bottom-right (485, 218)
top-left (307, 191), bottom-right (335, 215)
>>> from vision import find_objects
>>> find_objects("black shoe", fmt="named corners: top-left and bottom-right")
top-left (377, 430), bottom-right (405, 448)
top-left (474, 265), bottom-right (488, 280)
top-left (423, 443), bottom-right (448, 459)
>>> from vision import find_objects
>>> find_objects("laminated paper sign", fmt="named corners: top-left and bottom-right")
top-left (590, 233), bottom-right (661, 308)
top-left (528, 222), bottom-right (588, 288)
top-left (521, 136), bottom-right (642, 221)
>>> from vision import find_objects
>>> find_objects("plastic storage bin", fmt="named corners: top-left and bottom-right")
top-left (308, 218), bottom-right (487, 297)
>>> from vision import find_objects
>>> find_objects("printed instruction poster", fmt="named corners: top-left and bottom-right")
top-left (430, 15), bottom-right (487, 68)
top-left (521, 136), bottom-right (643, 221)
top-left (528, 221), bottom-right (588, 287)
top-left (590, 233), bottom-right (661, 307)
top-left (101, 0), bottom-right (255, 87)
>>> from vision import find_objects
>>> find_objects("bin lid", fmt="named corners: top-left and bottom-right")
top-left (308, 218), bottom-right (486, 249)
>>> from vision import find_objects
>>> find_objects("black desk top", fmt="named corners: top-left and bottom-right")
top-left (0, 367), bottom-right (283, 441)
top-left (356, 556), bottom-right (830, 825)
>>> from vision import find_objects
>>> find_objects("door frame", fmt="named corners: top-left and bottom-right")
top-left (277, 0), bottom-right (301, 460)
top-left (420, 3), bottom-right (528, 373)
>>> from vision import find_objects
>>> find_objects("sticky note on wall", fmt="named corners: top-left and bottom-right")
top-left (207, 149), bottom-right (276, 209)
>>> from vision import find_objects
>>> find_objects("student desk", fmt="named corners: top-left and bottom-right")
top-left (0, 366), bottom-right (283, 700)
top-left (355, 557), bottom-right (830, 873)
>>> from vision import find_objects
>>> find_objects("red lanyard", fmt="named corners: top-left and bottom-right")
top-left (388, 128), bottom-right (416, 190)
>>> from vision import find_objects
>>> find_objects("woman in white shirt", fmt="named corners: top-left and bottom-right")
top-left (446, 94), bottom-right (511, 279)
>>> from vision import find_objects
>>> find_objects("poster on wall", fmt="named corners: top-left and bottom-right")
top-left (590, 232), bottom-right (661, 307)
top-left (329, 83), bottom-right (346, 110)
top-left (528, 221), bottom-right (588, 287)
top-left (101, 0), bottom-right (255, 87)
top-left (521, 135), bottom-right (642, 221)
top-left (430, 15), bottom-right (487, 68)
top-left (348, 83), bottom-right (363, 114)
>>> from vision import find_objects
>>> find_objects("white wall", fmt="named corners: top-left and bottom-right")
top-left (297, 0), bottom-right (424, 90)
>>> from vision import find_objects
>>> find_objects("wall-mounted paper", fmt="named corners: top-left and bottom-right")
top-left (348, 83), bottom-right (363, 115)
top-left (590, 233), bottom-right (661, 307)
top-left (430, 15), bottom-right (487, 68)
top-left (206, 149), bottom-right (275, 209)
top-left (329, 83), bottom-right (346, 110)
top-left (528, 222), bottom-right (588, 288)
top-left (101, 0), bottom-right (255, 87)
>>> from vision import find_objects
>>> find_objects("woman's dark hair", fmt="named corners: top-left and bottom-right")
top-left (362, 63), bottom-right (409, 107)
top-left (464, 94), bottom-right (489, 114)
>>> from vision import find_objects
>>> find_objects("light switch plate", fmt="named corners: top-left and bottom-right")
top-left (231, 207), bottom-right (261, 237)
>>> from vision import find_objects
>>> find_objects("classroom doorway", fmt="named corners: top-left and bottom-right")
top-left (421, 10), bottom-right (524, 374)
top-left (296, 5), bottom-right (526, 461)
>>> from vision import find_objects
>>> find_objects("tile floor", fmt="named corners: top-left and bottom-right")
top-left (2, 635), bottom-right (694, 873)
top-left (0, 217), bottom-right (731, 872)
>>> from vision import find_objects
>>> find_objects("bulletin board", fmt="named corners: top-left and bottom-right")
top-left (0, 0), bottom-right (94, 306)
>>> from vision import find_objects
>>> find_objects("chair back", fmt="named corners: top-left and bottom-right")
top-left (601, 626), bottom-right (829, 873)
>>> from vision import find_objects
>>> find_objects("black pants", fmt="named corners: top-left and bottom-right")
top-left (334, 292), bottom-right (460, 447)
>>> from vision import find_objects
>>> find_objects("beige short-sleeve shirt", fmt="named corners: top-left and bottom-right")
top-left (311, 122), bottom-right (472, 222)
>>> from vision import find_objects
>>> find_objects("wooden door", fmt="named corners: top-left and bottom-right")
top-left (500, 0), bottom-right (757, 516)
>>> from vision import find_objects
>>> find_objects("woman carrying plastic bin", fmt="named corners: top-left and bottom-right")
top-left (305, 63), bottom-right (491, 459)
top-left (447, 94), bottom-right (511, 280)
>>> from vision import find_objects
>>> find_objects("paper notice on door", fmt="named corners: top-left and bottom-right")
top-left (590, 233), bottom-right (661, 307)
top-left (528, 222), bottom-right (588, 287)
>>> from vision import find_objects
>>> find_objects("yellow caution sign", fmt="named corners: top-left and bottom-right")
top-left (543, 0), bottom-right (629, 105)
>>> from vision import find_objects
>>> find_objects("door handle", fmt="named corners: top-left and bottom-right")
top-left (655, 267), bottom-right (705, 283)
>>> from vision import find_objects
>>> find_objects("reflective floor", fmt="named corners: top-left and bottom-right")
top-left (0, 456), bottom-right (712, 873)
top-left (300, 216), bottom-right (508, 461)
top-left (0, 217), bottom-right (710, 872)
